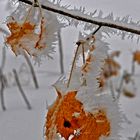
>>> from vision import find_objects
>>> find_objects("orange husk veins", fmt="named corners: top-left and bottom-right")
top-left (6, 17), bottom-right (47, 56)
top-left (46, 90), bottom-right (110, 140)
top-left (6, 20), bottom-right (35, 55)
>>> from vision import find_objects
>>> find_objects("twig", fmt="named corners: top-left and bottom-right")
top-left (92, 26), bottom-right (102, 35)
top-left (67, 44), bottom-right (80, 88)
top-left (131, 59), bottom-right (135, 75)
top-left (19, 0), bottom-right (140, 35)
top-left (0, 80), bottom-right (6, 111)
top-left (58, 29), bottom-right (64, 74)
top-left (81, 44), bottom-right (87, 86)
top-left (0, 69), bottom-right (6, 111)
top-left (116, 72), bottom-right (125, 99)
top-left (82, 44), bottom-right (86, 64)
top-left (23, 51), bottom-right (39, 89)
top-left (1, 46), bottom-right (8, 87)
top-left (0, 47), bottom-right (7, 111)
top-left (13, 69), bottom-right (32, 110)
top-left (107, 55), bottom-right (116, 100)
top-left (1, 47), bottom-right (6, 70)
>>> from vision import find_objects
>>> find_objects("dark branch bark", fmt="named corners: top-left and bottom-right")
top-left (13, 69), bottom-right (32, 110)
top-left (19, 0), bottom-right (140, 35)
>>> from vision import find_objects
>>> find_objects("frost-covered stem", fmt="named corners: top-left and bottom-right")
top-left (19, 0), bottom-right (140, 35)
top-left (109, 79), bottom-right (116, 100)
top-left (58, 29), bottom-right (64, 74)
top-left (0, 47), bottom-right (7, 111)
top-left (131, 59), bottom-right (135, 75)
top-left (107, 56), bottom-right (116, 100)
top-left (0, 80), bottom-right (6, 111)
top-left (1, 47), bottom-right (6, 70)
top-left (0, 68), bottom-right (6, 111)
top-left (82, 44), bottom-right (85, 64)
top-left (13, 69), bottom-right (32, 110)
top-left (116, 73), bottom-right (124, 99)
top-left (67, 44), bottom-right (81, 88)
top-left (23, 52), bottom-right (39, 89)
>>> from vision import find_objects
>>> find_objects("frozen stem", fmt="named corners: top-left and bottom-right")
top-left (58, 29), bottom-right (64, 74)
top-left (13, 69), bottom-right (32, 110)
top-left (1, 47), bottom-right (6, 70)
top-left (23, 51), bottom-right (39, 89)
top-left (131, 59), bottom-right (135, 75)
top-left (116, 72), bottom-right (125, 99)
top-left (0, 69), bottom-right (6, 111)
top-left (82, 44), bottom-right (86, 64)
top-left (0, 47), bottom-right (7, 111)
top-left (67, 44), bottom-right (81, 88)
top-left (107, 55), bottom-right (116, 100)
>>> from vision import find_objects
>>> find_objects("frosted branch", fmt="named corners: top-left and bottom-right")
top-left (18, 0), bottom-right (140, 35)
top-left (13, 69), bottom-right (32, 110)
top-left (23, 52), bottom-right (39, 89)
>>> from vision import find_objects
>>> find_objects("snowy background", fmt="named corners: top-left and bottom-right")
top-left (0, 0), bottom-right (140, 140)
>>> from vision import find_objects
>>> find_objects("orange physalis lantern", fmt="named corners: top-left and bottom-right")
top-left (45, 90), bottom-right (111, 140)
top-left (45, 35), bottom-right (121, 140)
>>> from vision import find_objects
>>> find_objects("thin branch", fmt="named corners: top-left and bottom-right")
top-left (107, 55), bottom-right (116, 100)
top-left (0, 80), bottom-right (6, 111)
top-left (13, 69), bottom-right (32, 110)
top-left (0, 68), bottom-right (6, 111)
top-left (58, 29), bottom-right (64, 74)
top-left (82, 44), bottom-right (85, 64)
top-left (92, 26), bottom-right (102, 35)
top-left (1, 47), bottom-right (6, 70)
top-left (19, 0), bottom-right (140, 35)
top-left (116, 72), bottom-right (125, 99)
top-left (0, 47), bottom-right (7, 111)
top-left (131, 60), bottom-right (135, 75)
top-left (67, 44), bottom-right (80, 88)
top-left (23, 51), bottom-right (39, 89)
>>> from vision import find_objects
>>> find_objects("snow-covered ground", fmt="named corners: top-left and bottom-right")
top-left (0, 0), bottom-right (140, 140)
